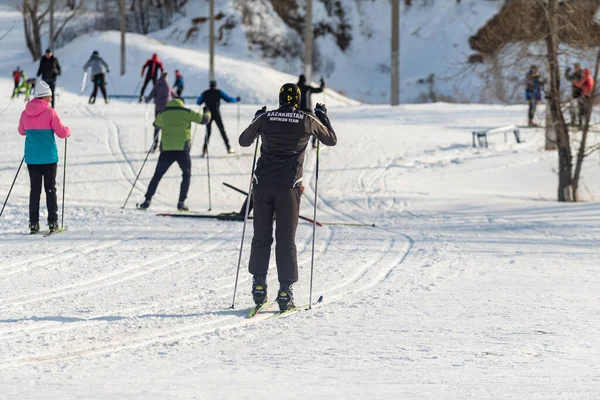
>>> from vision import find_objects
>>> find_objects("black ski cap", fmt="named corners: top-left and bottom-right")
top-left (210, 80), bottom-right (217, 88)
top-left (279, 83), bottom-right (301, 109)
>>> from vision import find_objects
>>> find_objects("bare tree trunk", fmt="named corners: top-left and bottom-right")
top-left (545, 0), bottom-right (572, 202)
top-left (572, 46), bottom-right (600, 200)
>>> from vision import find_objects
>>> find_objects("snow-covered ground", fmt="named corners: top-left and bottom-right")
top-left (2, 6), bottom-right (600, 400)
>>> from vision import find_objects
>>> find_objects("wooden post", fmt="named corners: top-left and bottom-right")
top-left (209, 0), bottom-right (215, 82)
top-left (304, 0), bottom-right (313, 82)
top-left (120, 0), bottom-right (126, 75)
top-left (391, 0), bottom-right (399, 105)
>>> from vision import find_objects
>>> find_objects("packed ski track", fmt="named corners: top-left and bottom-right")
top-left (1, 17), bottom-right (600, 400)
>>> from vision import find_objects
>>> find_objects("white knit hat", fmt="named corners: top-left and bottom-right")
top-left (34, 80), bottom-right (52, 98)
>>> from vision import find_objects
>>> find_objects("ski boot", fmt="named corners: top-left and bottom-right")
top-left (29, 222), bottom-right (40, 234)
top-left (137, 198), bottom-right (151, 210)
top-left (48, 221), bottom-right (59, 233)
top-left (177, 202), bottom-right (189, 212)
top-left (528, 119), bottom-right (538, 127)
top-left (252, 276), bottom-right (267, 306)
top-left (276, 283), bottom-right (295, 312)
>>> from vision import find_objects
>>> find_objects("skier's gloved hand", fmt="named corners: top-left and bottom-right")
top-left (236, 96), bottom-right (241, 102)
top-left (315, 103), bottom-right (327, 115)
top-left (254, 106), bottom-right (267, 118)
top-left (203, 106), bottom-right (209, 113)
top-left (320, 78), bottom-right (325, 87)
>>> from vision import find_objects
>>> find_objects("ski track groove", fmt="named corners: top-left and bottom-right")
top-left (0, 226), bottom-right (231, 309)
top-left (0, 225), bottom-right (333, 341)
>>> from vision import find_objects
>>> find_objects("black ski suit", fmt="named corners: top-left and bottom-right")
top-left (140, 58), bottom-right (164, 99)
top-left (566, 68), bottom-right (584, 126)
top-left (298, 79), bottom-right (325, 147)
top-left (196, 88), bottom-right (240, 152)
top-left (239, 106), bottom-right (337, 283)
top-left (37, 55), bottom-right (61, 108)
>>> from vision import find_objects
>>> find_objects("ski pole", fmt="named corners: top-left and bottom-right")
top-left (229, 138), bottom-right (260, 309)
top-left (191, 107), bottom-right (200, 147)
top-left (133, 76), bottom-right (143, 97)
top-left (205, 130), bottom-right (212, 211)
top-left (308, 141), bottom-right (320, 309)
top-left (60, 138), bottom-right (67, 230)
top-left (122, 142), bottom-right (154, 209)
top-left (0, 156), bottom-right (24, 218)
top-left (80, 71), bottom-right (88, 95)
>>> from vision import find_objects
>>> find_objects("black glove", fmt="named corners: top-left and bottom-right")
top-left (254, 106), bottom-right (267, 118)
top-left (203, 106), bottom-right (209, 113)
top-left (320, 78), bottom-right (325, 87)
top-left (315, 103), bottom-right (327, 115)
top-left (236, 96), bottom-right (241, 102)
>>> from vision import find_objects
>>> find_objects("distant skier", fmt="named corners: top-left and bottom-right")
top-left (297, 74), bottom-right (325, 148)
top-left (173, 69), bottom-right (184, 96)
top-left (565, 63), bottom-right (583, 127)
top-left (572, 68), bottom-right (594, 129)
top-left (17, 79), bottom-right (36, 102)
top-left (17, 80), bottom-right (71, 234)
top-left (139, 53), bottom-right (164, 102)
top-left (239, 83), bottom-right (337, 311)
top-left (525, 65), bottom-right (543, 127)
top-left (36, 48), bottom-right (62, 108)
top-left (137, 99), bottom-right (211, 211)
top-left (11, 66), bottom-right (25, 98)
top-left (83, 50), bottom-right (110, 104)
top-left (196, 80), bottom-right (240, 156)
top-left (145, 71), bottom-right (179, 152)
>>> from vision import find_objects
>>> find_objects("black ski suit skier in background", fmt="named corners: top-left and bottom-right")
top-left (297, 74), bottom-right (325, 148)
top-left (565, 63), bottom-right (583, 128)
top-left (83, 51), bottom-right (110, 104)
top-left (37, 48), bottom-right (62, 108)
top-left (139, 53), bottom-right (164, 102)
top-left (196, 80), bottom-right (240, 156)
top-left (239, 83), bottom-right (337, 311)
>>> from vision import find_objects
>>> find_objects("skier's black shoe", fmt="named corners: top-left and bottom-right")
top-left (177, 202), bottom-right (189, 212)
top-left (252, 276), bottom-right (267, 306)
top-left (276, 283), bottom-right (295, 311)
top-left (29, 222), bottom-right (40, 234)
top-left (138, 199), bottom-right (151, 209)
top-left (48, 221), bottom-right (59, 233)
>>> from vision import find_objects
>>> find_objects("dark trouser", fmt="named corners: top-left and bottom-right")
top-left (176, 86), bottom-right (183, 96)
top-left (528, 98), bottom-right (538, 120)
top-left (239, 193), bottom-right (253, 215)
top-left (578, 96), bottom-right (589, 127)
top-left (144, 151), bottom-right (191, 203)
top-left (12, 81), bottom-right (18, 97)
top-left (205, 111), bottom-right (231, 151)
top-left (90, 73), bottom-right (107, 103)
top-left (248, 185), bottom-right (302, 284)
top-left (43, 79), bottom-right (56, 108)
top-left (153, 110), bottom-right (161, 147)
top-left (27, 163), bottom-right (58, 224)
top-left (140, 76), bottom-right (157, 98)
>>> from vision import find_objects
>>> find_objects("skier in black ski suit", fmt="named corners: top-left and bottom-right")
top-left (239, 83), bottom-right (337, 311)
top-left (196, 80), bottom-right (240, 156)
top-left (565, 63), bottom-right (584, 127)
top-left (297, 74), bottom-right (325, 148)
top-left (139, 53), bottom-right (164, 102)
top-left (37, 48), bottom-right (62, 108)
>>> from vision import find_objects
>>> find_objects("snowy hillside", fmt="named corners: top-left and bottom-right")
top-left (153, 0), bottom-right (503, 103)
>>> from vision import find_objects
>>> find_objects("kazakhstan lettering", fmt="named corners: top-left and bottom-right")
top-left (267, 111), bottom-right (301, 124)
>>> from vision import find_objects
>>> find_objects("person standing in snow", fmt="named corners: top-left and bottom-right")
top-left (238, 83), bottom-right (337, 311)
top-left (12, 66), bottom-right (25, 98)
top-left (83, 50), bottom-right (110, 104)
top-left (17, 81), bottom-right (71, 234)
top-left (565, 63), bottom-right (583, 127)
top-left (572, 68), bottom-right (595, 129)
top-left (298, 74), bottom-right (325, 148)
top-left (137, 99), bottom-right (211, 211)
top-left (173, 70), bottom-right (184, 96)
top-left (139, 53), bottom-right (164, 102)
top-left (145, 71), bottom-right (179, 152)
top-left (36, 48), bottom-right (62, 108)
top-left (525, 65), bottom-right (543, 127)
top-left (196, 80), bottom-right (240, 156)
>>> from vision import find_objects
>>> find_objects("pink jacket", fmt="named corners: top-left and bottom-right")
top-left (18, 99), bottom-right (70, 165)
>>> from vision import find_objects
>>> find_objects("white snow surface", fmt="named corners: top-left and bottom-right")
top-left (2, 6), bottom-right (600, 400)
